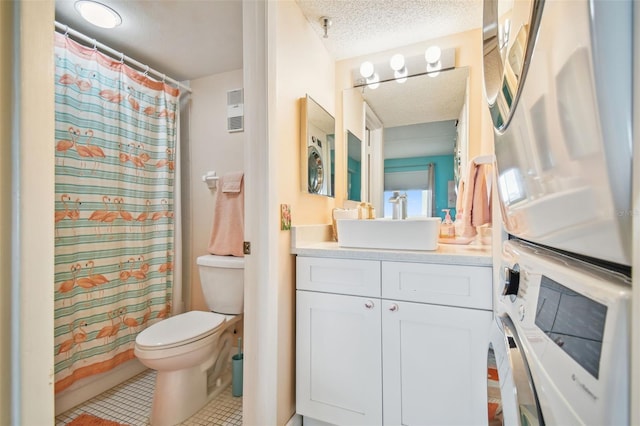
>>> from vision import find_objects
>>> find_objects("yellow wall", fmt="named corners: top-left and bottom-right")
top-left (274, 1), bottom-right (336, 423)
top-left (334, 29), bottom-right (494, 204)
top-left (187, 70), bottom-right (244, 312)
top-left (0, 2), bottom-right (12, 423)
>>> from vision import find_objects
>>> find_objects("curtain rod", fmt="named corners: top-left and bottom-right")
top-left (54, 21), bottom-right (192, 94)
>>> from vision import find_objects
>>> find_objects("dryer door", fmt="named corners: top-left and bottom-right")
top-left (307, 146), bottom-right (324, 194)
top-left (487, 315), bottom-right (544, 426)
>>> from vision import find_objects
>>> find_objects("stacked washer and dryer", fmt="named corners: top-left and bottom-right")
top-left (482, 0), bottom-right (633, 424)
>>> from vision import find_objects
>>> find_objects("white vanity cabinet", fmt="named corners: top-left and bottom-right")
top-left (296, 256), bottom-right (492, 426)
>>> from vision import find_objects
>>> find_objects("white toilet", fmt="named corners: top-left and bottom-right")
top-left (134, 254), bottom-right (244, 426)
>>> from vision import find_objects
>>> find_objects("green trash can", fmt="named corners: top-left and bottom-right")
top-left (232, 353), bottom-right (243, 397)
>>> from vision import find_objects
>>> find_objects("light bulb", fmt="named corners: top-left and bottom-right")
top-left (75, 1), bottom-right (122, 29)
top-left (359, 61), bottom-right (375, 79)
top-left (389, 54), bottom-right (405, 71)
top-left (425, 46), bottom-right (442, 64)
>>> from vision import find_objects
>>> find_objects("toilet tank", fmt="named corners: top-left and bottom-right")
top-left (196, 255), bottom-right (244, 315)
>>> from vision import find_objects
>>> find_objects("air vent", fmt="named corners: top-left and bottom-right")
top-left (227, 88), bottom-right (244, 133)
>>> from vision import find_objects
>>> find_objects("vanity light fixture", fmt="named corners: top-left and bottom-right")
top-left (75, 0), bottom-right (122, 29)
top-left (425, 45), bottom-right (442, 77)
top-left (353, 48), bottom-right (455, 88)
top-left (389, 54), bottom-right (408, 83)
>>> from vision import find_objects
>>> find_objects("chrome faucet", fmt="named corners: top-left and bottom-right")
top-left (389, 191), bottom-right (408, 220)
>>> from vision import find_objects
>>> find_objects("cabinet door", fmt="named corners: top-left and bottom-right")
top-left (297, 290), bottom-right (382, 426)
top-left (382, 300), bottom-right (492, 426)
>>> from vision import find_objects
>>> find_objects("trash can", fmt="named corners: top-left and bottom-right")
top-left (232, 353), bottom-right (243, 397)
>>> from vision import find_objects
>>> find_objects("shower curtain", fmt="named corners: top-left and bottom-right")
top-left (53, 32), bottom-right (179, 393)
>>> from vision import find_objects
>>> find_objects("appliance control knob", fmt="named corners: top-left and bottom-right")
top-left (364, 300), bottom-right (374, 310)
top-left (388, 303), bottom-right (399, 312)
top-left (502, 265), bottom-right (520, 298)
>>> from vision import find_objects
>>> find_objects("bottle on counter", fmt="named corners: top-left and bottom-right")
top-left (440, 209), bottom-right (455, 238)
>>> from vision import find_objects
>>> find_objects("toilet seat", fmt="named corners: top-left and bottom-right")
top-left (136, 310), bottom-right (226, 351)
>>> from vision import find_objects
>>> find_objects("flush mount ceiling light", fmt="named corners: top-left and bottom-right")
top-left (75, 0), bottom-right (122, 29)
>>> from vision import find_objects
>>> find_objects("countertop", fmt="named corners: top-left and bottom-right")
top-left (291, 224), bottom-right (493, 267)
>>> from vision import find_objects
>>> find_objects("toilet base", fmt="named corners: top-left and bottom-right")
top-left (149, 362), bottom-right (232, 426)
top-left (147, 327), bottom-right (236, 426)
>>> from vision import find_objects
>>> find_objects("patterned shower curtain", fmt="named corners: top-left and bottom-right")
top-left (53, 32), bottom-right (179, 393)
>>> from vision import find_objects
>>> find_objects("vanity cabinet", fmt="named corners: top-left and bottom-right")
top-left (296, 256), bottom-right (492, 426)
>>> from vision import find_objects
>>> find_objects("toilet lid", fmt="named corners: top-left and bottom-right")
top-left (136, 310), bottom-right (226, 350)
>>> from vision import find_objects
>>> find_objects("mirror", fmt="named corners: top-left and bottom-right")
top-left (343, 67), bottom-right (469, 218)
top-left (300, 94), bottom-right (335, 197)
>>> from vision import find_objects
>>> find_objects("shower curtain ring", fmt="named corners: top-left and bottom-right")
top-left (64, 25), bottom-right (69, 37)
top-left (119, 53), bottom-right (125, 64)
top-left (92, 38), bottom-right (97, 51)
top-left (144, 65), bottom-right (149, 77)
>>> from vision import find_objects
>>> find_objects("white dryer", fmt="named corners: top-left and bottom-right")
top-left (488, 240), bottom-right (631, 425)
top-left (307, 133), bottom-right (325, 194)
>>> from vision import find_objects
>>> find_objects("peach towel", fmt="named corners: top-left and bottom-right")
top-left (459, 159), bottom-right (492, 238)
top-left (222, 171), bottom-right (244, 193)
top-left (208, 172), bottom-right (244, 257)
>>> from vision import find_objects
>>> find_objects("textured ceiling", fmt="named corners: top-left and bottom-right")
top-left (296, 0), bottom-right (483, 60)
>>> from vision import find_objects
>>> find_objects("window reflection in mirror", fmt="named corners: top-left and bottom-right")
top-left (343, 67), bottom-right (469, 219)
top-left (301, 95), bottom-right (335, 197)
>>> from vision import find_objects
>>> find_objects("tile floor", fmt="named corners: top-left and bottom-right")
top-left (55, 369), bottom-right (242, 426)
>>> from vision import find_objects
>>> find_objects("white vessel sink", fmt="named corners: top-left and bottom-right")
top-left (336, 218), bottom-right (441, 251)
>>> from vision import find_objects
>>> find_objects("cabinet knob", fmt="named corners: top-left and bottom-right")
top-left (388, 303), bottom-right (399, 312)
top-left (364, 300), bottom-right (374, 309)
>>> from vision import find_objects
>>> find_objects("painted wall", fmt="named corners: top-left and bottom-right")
top-left (274, 1), bottom-right (336, 423)
top-left (335, 29), bottom-right (494, 206)
top-left (187, 69), bottom-right (245, 312)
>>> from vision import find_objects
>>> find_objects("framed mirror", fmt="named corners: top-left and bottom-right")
top-left (300, 94), bottom-right (335, 197)
top-left (343, 67), bottom-right (469, 218)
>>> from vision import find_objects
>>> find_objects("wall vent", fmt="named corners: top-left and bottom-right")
top-left (227, 88), bottom-right (244, 133)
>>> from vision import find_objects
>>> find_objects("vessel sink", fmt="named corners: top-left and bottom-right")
top-left (336, 218), bottom-right (441, 251)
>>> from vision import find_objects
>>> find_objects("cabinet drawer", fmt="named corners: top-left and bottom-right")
top-left (382, 262), bottom-right (492, 310)
top-left (296, 257), bottom-right (381, 297)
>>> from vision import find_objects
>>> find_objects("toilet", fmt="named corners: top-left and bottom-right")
top-left (134, 254), bottom-right (244, 426)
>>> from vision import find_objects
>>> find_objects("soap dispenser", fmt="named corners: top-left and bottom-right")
top-left (440, 209), bottom-right (455, 238)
